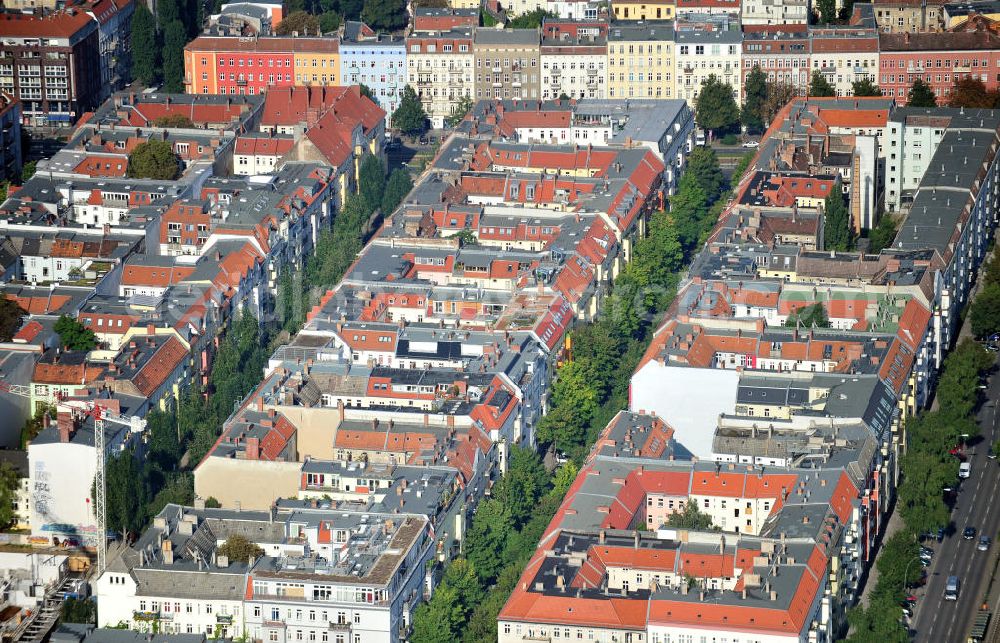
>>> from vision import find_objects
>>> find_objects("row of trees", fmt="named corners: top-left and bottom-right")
top-left (410, 150), bottom-right (752, 642)
top-left (969, 252), bottom-right (1000, 341)
top-left (102, 154), bottom-right (409, 536)
top-left (132, 0), bottom-right (204, 91)
top-left (411, 448), bottom-right (578, 642)
top-left (537, 148), bottom-right (738, 460)
top-left (847, 339), bottom-right (993, 641)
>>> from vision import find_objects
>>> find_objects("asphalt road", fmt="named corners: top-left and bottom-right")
top-left (912, 356), bottom-right (1000, 642)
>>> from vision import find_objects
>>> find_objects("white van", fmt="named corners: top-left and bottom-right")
top-left (945, 575), bottom-right (960, 600)
top-left (960, 462), bottom-right (972, 479)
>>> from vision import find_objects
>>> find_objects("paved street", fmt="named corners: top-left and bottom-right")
top-left (912, 358), bottom-right (1000, 642)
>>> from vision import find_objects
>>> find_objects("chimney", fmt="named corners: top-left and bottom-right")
top-left (146, 324), bottom-right (155, 335)
top-left (245, 437), bottom-right (260, 460)
top-left (57, 412), bottom-right (74, 443)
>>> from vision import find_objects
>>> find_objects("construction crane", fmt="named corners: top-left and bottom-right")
top-left (0, 381), bottom-right (146, 575)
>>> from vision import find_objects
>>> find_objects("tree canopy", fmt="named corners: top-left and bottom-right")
top-left (695, 75), bottom-right (740, 139)
top-left (391, 85), bottom-right (429, 136)
top-left (809, 71), bottom-right (836, 97)
top-left (381, 168), bottom-right (413, 214)
top-left (506, 8), bottom-right (556, 28)
top-left (867, 213), bottom-right (899, 254)
top-left (851, 77), bottom-right (882, 97)
top-left (823, 188), bottom-right (852, 251)
top-left (666, 502), bottom-right (716, 530)
top-left (358, 154), bottom-right (386, 215)
top-left (217, 534), bottom-right (265, 563)
top-left (130, 3), bottom-right (158, 85)
top-left (907, 79), bottom-right (938, 107)
top-left (276, 10), bottom-right (321, 35)
top-left (0, 298), bottom-right (25, 343)
top-left (784, 303), bottom-right (830, 329)
top-left (54, 315), bottom-right (97, 350)
top-left (128, 140), bottom-right (180, 180)
top-left (361, 0), bottom-right (407, 31)
top-left (761, 82), bottom-right (797, 125)
top-left (740, 66), bottom-right (768, 134)
top-left (161, 20), bottom-right (187, 93)
top-left (970, 283), bottom-right (1000, 340)
top-left (0, 463), bottom-right (20, 529)
top-left (816, 0), bottom-right (836, 23)
top-left (153, 114), bottom-right (194, 128)
top-left (948, 77), bottom-right (1000, 109)
top-left (444, 96), bottom-right (474, 128)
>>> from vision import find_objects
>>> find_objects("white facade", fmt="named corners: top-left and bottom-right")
top-left (810, 46), bottom-right (878, 99)
top-left (546, 0), bottom-right (602, 19)
top-left (883, 118), bottom-right (946, 212)
top-left (233, 152), bottom-right (284, 176)
top-left (407, 42), bottom-right (474, 130)
top-left (540, 48), bottom-right (606, 101)
top-left (675, 35), bottom-right (742, 103)
top-left (96, 571), bottom-right (247, 639)
top-left (741, 0), bottom-right (809, 25)
top-left (19, 255), bottom-right (87, 284)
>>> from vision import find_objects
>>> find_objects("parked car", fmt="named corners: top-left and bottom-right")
top-left (742, 140), bottom-right (760, 149)
top-left (960, 461), bottom-right (972, 479)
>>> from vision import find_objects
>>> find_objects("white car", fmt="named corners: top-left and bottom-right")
top-left (742, 140), bottom-right (760, 149)
top-left (959, 461), bottom-right (972, 479)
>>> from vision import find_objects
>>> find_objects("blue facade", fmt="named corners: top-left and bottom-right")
top-left (340, 23), bottom-right (406, 127)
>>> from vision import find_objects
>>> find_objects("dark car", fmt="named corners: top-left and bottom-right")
top-left (964, 526), bottom-right (977, 540)
top-left (937, 526), bottom-right (946, 542)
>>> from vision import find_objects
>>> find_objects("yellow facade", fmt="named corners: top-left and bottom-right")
top-left (292, 52), bottom-right (341, 86)
top-left (612, 0), bottom-right (675, 20)
top-left (449, 0), bottom-right (480, 8)
top-left (607, 27), bottom-right (675, 99)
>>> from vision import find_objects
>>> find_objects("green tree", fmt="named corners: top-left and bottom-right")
top-left (0, 298), bottom-right (25, 343)
top-left (694, 75), bottom-right (739, 141)
top-left (358, 154), bottom-right (386, 215)
top-left (665, 501), bottom-right (716, 530)
top-left (785, 303), bottom-right (830, 328)
top-left (907, 79), bottom-right (938, 107)
top-left (131, 3), bottom-right (158, 85)
top-left (454, 228), bottom-right (478, 246)
top-left (852, 78), bottom-right (882, 97)
top-left (128, 140), bottom-right (180, 180)
top-left (360, 0), bottom-right (407, 31)
top-left (552, 460), bottom-right (578, 497)
top-left (868, 213), bottom-right (899, 253)
top-left (823, 188), bottom-right (852, 251)
top-left (465, 498), bottom-right (513, 583)
top-left (685, 146), bottom-right (725, 203)
top-left (410, 585), bottom-right (464, 643)
top-left (391, 85), bottom-right (429, 136)
top-left (21, 161), bottom-right (36, 183)
top-left (157, 0), bottom-right (179, 27)
top-left (0, 462), bottom-right (20, 529)
top-left (146, 408), bottom-right (182, 472)
top-left (319, 11), bottom-right (342, 32)
top-left (948, 77), bottom-right (997, 109)
top-left (506, 8), bottom-right (555, 27)
top-left (104, 452), bottom-right (148, 539)
top-left (359, 84), bottom-right (378, 106)
top-left (381, 168), bottom-right (413, 214)
top-left (61, 597), bottom-right (97, 624)
top-left (809, 70), bottom-right (836, 97)
top-left (275, 9), bottom-right (320, 35)
top-left (441, 558), bottom-right (483, 618)
top-left (816, 0), bottom-right (836, 23)
top-left (444, 96), bottom-right (474, 127)
top-left (971, 283), bottom-right (1000, 339)
top-left (668, 172), bottom-right (709, 252)
top-left (491, 447), bottom-right (549, 527)
top-left (161, 20), bottom-right (187, 93)
top-left (152, 114), bottom-right (194, 128)
top-left (217, 534), bottom-right (264, 562)
top-left (761, 81), bottom-right (797, 125)
top-left (20, 404), bottom-right (55, 447)
top-left (740, 65), bottom-right (768, 134)
top-left (54, 315), bottom-right (98, 350)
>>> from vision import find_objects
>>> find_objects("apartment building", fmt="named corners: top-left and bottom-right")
top-left (607, 22), bottom-right (675, 100)
top-left (539, 33), bottom-right (607, 100)
top-left (611, 0), bottom-right (676, 20)
top-left (183, 36), bottom-right (337, 96)
top-left (406, 29), bottom-right (475, 129)
top-left (877, 31), bottom-right (1000, 104)
top-left (0, 95), bottom-right (23, 183)
top-left (340, 22), bottom-right (406, 123)
top-left (82, 0), bottom-right (134, 94)
top-left (473, 29), bottom-right (541, 101)
top-left (741, 0), bottom-right (810, 24)
top-left (674, 26), bottom-right (742, 103)
top-left (872, 0), bottom-right (948, 31)
top-left (0, 10), bottom-right (102, 127)
top-left (742, 25), bottom-right (811, 94)
top-left (96, 503), bottom-right (434, 643)
top-left (808, 28), bottom-right (879, 97)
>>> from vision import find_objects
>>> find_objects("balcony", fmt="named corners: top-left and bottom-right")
top-left (586, 67), bottom-right (598, 75)
top-left (236, 77), bottom-right (247, 86)
top-left (329, 622), bottom-right (352, 631)
top-left (262, 619), bottom-right (286, 628)
top-left (492, 66), bottom-right (502, 73)
top-left (683, 66), bottom-right (694, 74)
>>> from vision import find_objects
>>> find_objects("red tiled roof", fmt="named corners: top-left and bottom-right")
top-left (0, 10), bottom-right (95, 38)
top-left (131, 335), bottom-right (188, 398)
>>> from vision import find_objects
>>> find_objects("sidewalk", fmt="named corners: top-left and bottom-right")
top-left (858, 248), bottom-right (995, 610)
